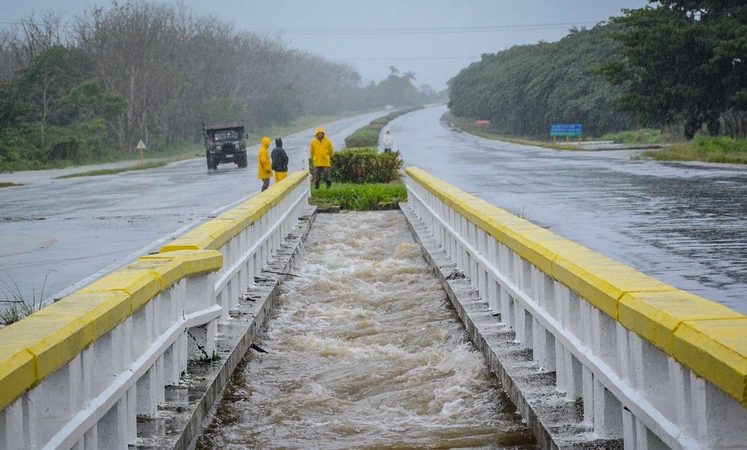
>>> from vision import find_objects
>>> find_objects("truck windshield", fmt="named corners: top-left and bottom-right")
top-left (214, 131), bottom-right (239, 141)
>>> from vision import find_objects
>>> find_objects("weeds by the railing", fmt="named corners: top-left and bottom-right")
top-left (0, 270), bottom-right (52, 325)
top-left (508, 203), bottom-right (529, 219)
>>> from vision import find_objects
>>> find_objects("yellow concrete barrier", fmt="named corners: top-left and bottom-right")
top-left (160, 171), bottom-right (307, 253)
top-left (0, 249), bottom-right (222, 411)
top-left (406, 166), bottom-right (747, 407)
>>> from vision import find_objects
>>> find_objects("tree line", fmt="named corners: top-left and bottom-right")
top-left (0, 2), bottom-right (443, 170)
top-left (447, 24), bottom-right (633, 138)
top-left (600, 0), bottom-right (747, 139)
top-left (448, 1), bottom-right (747, 140)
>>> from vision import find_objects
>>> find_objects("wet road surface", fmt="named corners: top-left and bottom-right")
top-left (196, 211), bottom-right (537, 450)
top-left (0, 111), bottom-right (391, 305)
top-left (3, 105), bottom-right (746, 317)
top-left (391, 106), bottom-right (747, 315)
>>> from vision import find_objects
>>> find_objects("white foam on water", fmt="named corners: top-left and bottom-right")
top-left (197, 211), bottom-right (537, 450)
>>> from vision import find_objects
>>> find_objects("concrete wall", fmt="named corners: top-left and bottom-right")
top-left (0, 171), bottom-right (310, 450)
top-left (404, 167), bottom-right (747, 450)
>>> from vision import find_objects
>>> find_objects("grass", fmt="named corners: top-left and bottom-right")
top-left (508, 203), bottom-right (529, 219)
top-left (641, 136), bottom-right (747, 164)
top-left (55, 160), bottom-right (174, 179)
top-left (247, 110), bottom-right (382, 145)
top-left (0, 182), bottom-right (24, 188)
top-left (310, 182), bottom-right (407, 211)
top-left (442, 113), bottom-right (675, 151)
top-left (0, 271), bottom-right (51, 325)
top-left (600, 128), bottom-right (671, 144)
top-left (442, 113), bottom-right (585, 151)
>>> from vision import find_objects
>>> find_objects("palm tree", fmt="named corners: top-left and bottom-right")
top-left (388, 65), bottom-right (399, 76)
top-left (403, 70), bottom-right (416, 81)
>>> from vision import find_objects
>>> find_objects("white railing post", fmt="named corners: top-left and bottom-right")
top-left (403, 167), bottom-right (747, 450)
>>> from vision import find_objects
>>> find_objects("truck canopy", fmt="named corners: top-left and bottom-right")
top-left (203, 123), bottom-right (244, 131)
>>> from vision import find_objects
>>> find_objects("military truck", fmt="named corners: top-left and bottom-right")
top-left (202, 123), bottom-right (248, 170)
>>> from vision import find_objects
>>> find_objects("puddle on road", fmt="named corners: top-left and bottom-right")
top-left (197, 211), bottom-right (537, 450)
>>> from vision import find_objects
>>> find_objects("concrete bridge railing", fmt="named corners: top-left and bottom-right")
top-left (405, 167), bottom-right (747, 450)
top-left (0, 171), bottom-right (310, 450)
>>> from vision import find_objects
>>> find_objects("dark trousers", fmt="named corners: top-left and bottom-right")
top-left (314, 166), bottom-right (331, 188)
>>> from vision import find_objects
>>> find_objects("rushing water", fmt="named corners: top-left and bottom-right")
top-left (196, 211), bottom-right (537, 450)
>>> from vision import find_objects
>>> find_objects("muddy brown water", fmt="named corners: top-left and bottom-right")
top-left (196, 211), bottom-right (538, 449)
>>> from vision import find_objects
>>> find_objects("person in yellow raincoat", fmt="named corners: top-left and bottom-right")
top-left (258, 136), bottom-right (272, 191)
top-left (309, 127), bottom-right (334, 189)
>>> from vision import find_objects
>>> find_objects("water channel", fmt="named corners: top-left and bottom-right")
top-left (196, 211), bottom-right (538, 449)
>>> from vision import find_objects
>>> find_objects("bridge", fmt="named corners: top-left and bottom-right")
top-left (1, 168), bottom-right (746, 449)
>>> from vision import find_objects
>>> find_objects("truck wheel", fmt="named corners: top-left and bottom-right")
top-left (237, 152), bottom-right (247, 168)
top-left (206, 155), bottom-right (213, 170)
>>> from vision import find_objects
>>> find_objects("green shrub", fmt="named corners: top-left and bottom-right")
top-left (370, 116), bottom-right (391, 126)
top-left (344, 129), bottom-right (380, 148)
top-left (370, 106), bottom-right (424, 126)
top-left (326, 148), bottom-right (403, 184)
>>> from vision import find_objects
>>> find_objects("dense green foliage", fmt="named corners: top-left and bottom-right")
top-left (310, 183), bottom-right (406, 211)
top-left (448, 25), bottom-right (632, 138)
top-left (0, 2), bottom-right (444, 172)
top-left (329, 148), bottom-right (403, 184)
top-left (599, 1), bottom-right (747, 139)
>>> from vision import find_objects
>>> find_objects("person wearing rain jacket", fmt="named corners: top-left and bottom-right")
top-left (258, 136), bottom-right (273, 191)
top-left (309, 127), bottom-right (334, 189)
top-left (383, 130), bottom-right (393, 153)
top-left (271, 137), bottom-right (289, 183)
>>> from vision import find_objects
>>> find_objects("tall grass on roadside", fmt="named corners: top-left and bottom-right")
top-left (55, 160), bottom-right (173, 179)
top-left (310, 183), bottom-right (407, 211)
top-left (642, 136), bottom-right (747, 164)
top-left (0, 271), bottom-right (51, 325)
top-left (600, 129), bottom-right (670, 144)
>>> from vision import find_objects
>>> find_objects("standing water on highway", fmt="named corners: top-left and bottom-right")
top-left (196, 211), bottom-right (537, 449)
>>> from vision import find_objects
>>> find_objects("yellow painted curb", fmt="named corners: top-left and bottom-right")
top-left (406, 166), bottom-right (747, 406)
top-left (619, 290), bottom-right (745, 354)
top-left (0, 348), bottom-right (34, 411)
top-left (0, 172), bottom-right (309, 412)
top-left (674, 319), bottom-right (747, 407)
top-left (161, 170), bottom-right (307, 254)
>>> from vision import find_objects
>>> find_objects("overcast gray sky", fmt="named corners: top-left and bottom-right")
top-left (3, 0), bottom-right (650, 90)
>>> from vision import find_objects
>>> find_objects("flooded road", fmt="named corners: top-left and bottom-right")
top-left (0, 110), bottom-right (392, 306)
top-left (392, 106), bottom-right (747, 315)
top-left (197, 211), bottom-right (537, 450)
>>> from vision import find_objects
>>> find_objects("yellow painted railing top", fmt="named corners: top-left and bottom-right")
top-left (406, 166), bottom-right (747, 407)
top-left (0, 169), bottom-right (309, 411)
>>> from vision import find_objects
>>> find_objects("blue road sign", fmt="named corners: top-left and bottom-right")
top-left (550, 124), bottom-right (582, 136)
